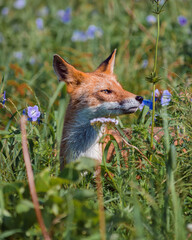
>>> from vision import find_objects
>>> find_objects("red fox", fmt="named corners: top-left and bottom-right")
top-left (53, 50), bottom-right (143, 170)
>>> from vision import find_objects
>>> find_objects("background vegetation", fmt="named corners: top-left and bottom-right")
top-left (0, 0), bottom-right (191, 239)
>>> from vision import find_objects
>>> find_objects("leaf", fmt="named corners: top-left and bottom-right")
top-left (137, 105), bottom-right (150, 124)
top-left (16, 199), bottom-right (34, 214)
top-left (35, 168), bottom-right (50, 192)
top-left (59, 167), bottom-right (80, 183)
top-left (0, 229), bottom-right (22, 239)
top-left (73, 189), bottom-right (95, 201)
top-left (76, 157), bottom-right (96, 172)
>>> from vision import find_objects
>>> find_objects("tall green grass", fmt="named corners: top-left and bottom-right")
top-left (0, 0), bottom-right (192, 239)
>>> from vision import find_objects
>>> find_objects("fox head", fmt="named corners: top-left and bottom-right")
top-left (53, 50), bottom-right (143, 120)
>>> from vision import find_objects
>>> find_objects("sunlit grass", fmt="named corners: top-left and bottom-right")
top-left (0, 0), bottom-right (192, 239)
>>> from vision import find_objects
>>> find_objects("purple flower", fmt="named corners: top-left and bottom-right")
top-left (71, 30), bottom-right (87, 42)
top-left (139, 99), bottom-right (153, 111)
top-left (36, 18), bottom-right (44, 30)
top-left (2, 91), bottom-right (6, 107)
top-left (27, 105), bottom-right (41, 121)
top-left (1, 7), bottom-right (9, 16)
top-left (177, 16), bottom-right (187, 26)
top-left (13, 51), bottom-right (23, 59)
top-left (152, 89), bottom-right (160, 99)
top-left (13, 0), bottom-right (26, 9)
top-left (57, 7), bottom-right (71, 23)
top-left (146, 15), bottom-right (156, 24)
top-left (86, 25), bottom-right (103, 39)
top-left (29, 57), bottom-right (36, 65)
top-left (161, 90), bottom-right (171, 106)
top-left (141, 59), bottom-right (148, 69)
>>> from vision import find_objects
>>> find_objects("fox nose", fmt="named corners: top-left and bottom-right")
top-left (135, 96), bottom-right (143, 104)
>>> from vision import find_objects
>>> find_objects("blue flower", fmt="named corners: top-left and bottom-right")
top-left (27, 105), bottom-right (41, 122)
top-left (13, 0), bottom-right (26, 9)
top-left (13, 51), bottom-right (23, 59)
top-left (1, 91), bottom-right (6, 107)
top-left (71, 30), bottom-right (87, 42)
top-left (1, 7), bottom-right (9, 16)
top-left (141, 59), bottom-right (148, 69)
top-left (86, 25), bottom-right (103, 39)
top-left (152, 89), bottom-right (160, 100)
top-left (57, 7), bottom-right (71, 23)
top-left (36, 18), bottom-right (44, 30)
top-left (177, 16), bottom-right (187, 26)
top-left (161, 90), bottom-right (171, 106)
top-left (139, 99), bottom-right (153, 111)
top-left (146, 15), bottom-right (156, 24)
top-left (29, 57), bottom-right (36, 65)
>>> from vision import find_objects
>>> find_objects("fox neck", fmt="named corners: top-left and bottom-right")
top-left (60, 102), bottom-right (103, 167)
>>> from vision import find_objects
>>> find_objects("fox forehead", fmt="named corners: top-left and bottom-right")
top-left (70, 72), bottom-right (123, 98)
top-left (83, 72), bottom-right (121, 90)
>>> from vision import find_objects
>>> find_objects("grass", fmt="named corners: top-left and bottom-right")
top-left (0, 0), bottom-right (192, 239)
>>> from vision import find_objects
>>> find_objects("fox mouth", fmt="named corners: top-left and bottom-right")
top-left (123, 107), bottom-right (138, 114)
top-left (108, 106), bottom-right (138, 114)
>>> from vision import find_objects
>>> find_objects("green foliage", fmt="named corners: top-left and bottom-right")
top-left (0, 0), bottom-right (192, 239)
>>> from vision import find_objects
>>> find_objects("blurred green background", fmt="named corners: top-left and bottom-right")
top-left (0, 0), bottom-right (192, 239)
top-left (0, 0), bottom-right (191, 117)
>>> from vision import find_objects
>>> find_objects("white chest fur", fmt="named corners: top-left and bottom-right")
top-left (79, 132), bottom-right (103, 163)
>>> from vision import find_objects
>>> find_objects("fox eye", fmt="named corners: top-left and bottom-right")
top-left (101, 89), bottom-right (112, 94)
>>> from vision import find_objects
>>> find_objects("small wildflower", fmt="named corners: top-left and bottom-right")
top-left (22, 109), bottom-right (26, 115)
top-left (27, 105), bottom-right (41, 122)
top-left (177, 16), bottom-right (187, 26)
top-left (29, 57), bottom-right (36, 65)
top-left (152, 89), bottom-right (160, 100)
top-left (161, 90), bottom-right (171, 106)
top-left (36, 18), bottom-right (44, 30)
top-left (57, 7), bottom-right (71, 23)
top-left (86, 25), bottom-right (103, 39)
top-left (13, 51), bottom-right (23, 59)
top-left (90, 117), bottom-right (119, 126)
top-left (146, 15), bottom-right (156, 24)
top-left (139, 99), bottom-right (153, 111)
top-left (71, 30), bottom-right (87, 42)
top-left (13, 0), bottom-right (26, 9)
top-left (1, 91), bottom-right (6, 107)
top-left (141, 59), bottom-right (148, 69)
top-left (1, 7), bottom-right (9, 16)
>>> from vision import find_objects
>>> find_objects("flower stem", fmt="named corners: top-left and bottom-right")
top-left (150, 1), bottom-right (160, 161)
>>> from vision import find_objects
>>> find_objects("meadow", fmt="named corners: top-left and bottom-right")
top-left (0, 0), bottom-right (192, 239)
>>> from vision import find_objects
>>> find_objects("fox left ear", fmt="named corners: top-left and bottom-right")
top-left (96, 49), bottom-right (116, 74)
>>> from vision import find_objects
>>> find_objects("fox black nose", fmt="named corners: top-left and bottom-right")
top-left (135, 96), bottom-right (143, 104)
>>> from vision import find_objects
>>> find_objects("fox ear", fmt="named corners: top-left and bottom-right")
top-left (53, 54), bottom-right (86, 93)
top-left (96, 49), bottom-right (116, 74)
top-left (53, 54), bottom-right (74, 83)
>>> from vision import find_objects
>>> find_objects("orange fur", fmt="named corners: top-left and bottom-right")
top-left (53, 50), bottom-right (143, 169)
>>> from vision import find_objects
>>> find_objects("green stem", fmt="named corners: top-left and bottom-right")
top-left (150, 3), bottom-right (160, 161)
top-left (150, 83), bottom-right (156, 150)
